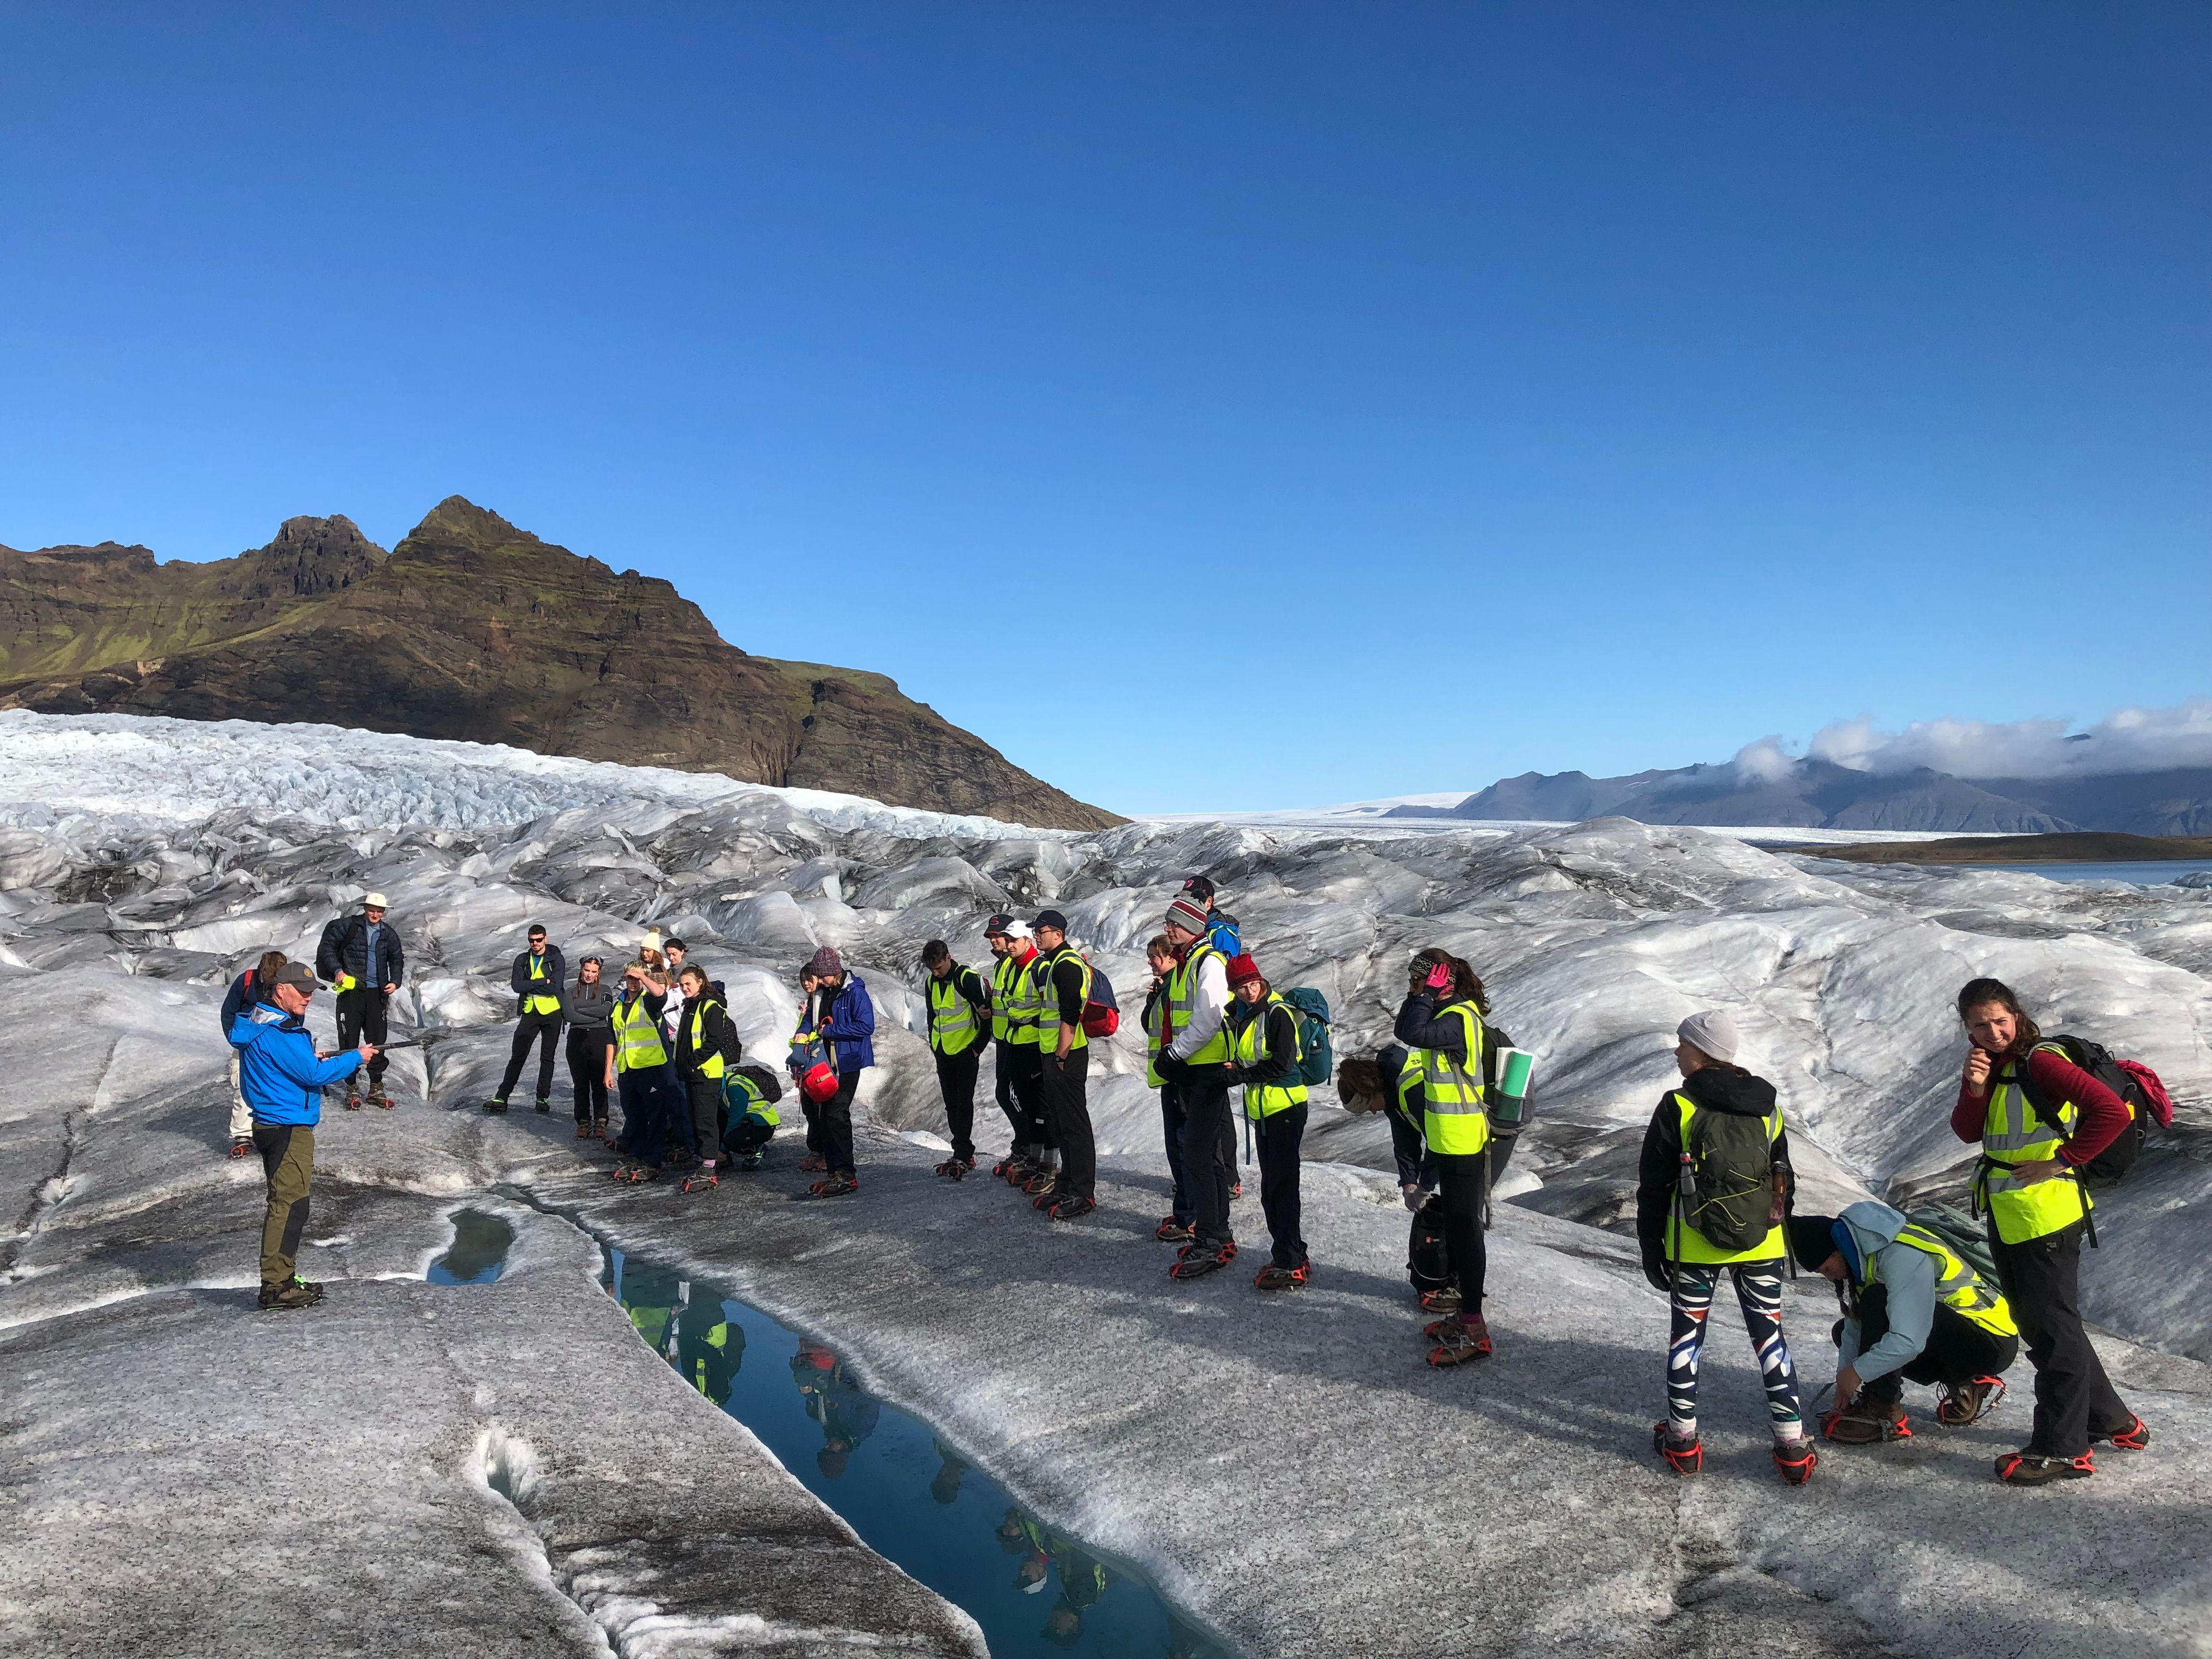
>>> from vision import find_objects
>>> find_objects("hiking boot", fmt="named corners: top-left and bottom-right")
top-left (591, 1118), bottom-right (609, 1139)
top-left (804, 1173), bottom-right (860, 1200)
top-left (681, 1167), bottom-right (719, 1194)
top-left (1427, 1316), bottom-right (1492, 1367)
top-left (799, 1152), bottom-right (828, 1173)
top-left (344, 1094), bottom-right (363, 1111)
top-left (1821, 1396), bottom-right (1911, 1444)
top-left (1155, 1217), bottom-right (1195, 1243)
top-left (1022, 1167), bottom-right (1059, 1197)
top-left (1936, 1375), bottom-right (2007, 1428)
top-left (619, 1164), bottom-right (662, 1184)
top-left (1773, 1438), bottom-right (1819, 1486)
top-left (533, 1098), bottom-right (551, 1115)
top-left (575, 1121), bottom-right (596, 1139)
top-left (1030, 1183), bottom-right (1062, 1211)
top-left (1996, 1449), bottom-right (2094, 1485)
top-left (737, 1152), bottom-right (764, 1170)
top-left (1652, 1423), bottom-right (1702, 1476)
top-left (1252, 1262), bottom-right (1310, 1290)
top-left (1418, 1285), bottom-right (1462, 1315)
top-left (934, 1156), bottom-right (972, 1179)
top-left (1047, 1194), bottom-right (1096, 1222)
top-left (2096, 1415), bottom-right (2151, 1452)
top-left (257, 1279), bottom-right (323, 1312)
top-left (228, 1137), bottom-right (252, 1159)
top-left (373, 1093), bottom-right (395, 1110)
top-left (484, 1097), bottom-right (509, 1115)
top-left (1168, 1242), bottom-right (1234, 1280)
top-left (991, 1155), bottom-right (1018, 1179)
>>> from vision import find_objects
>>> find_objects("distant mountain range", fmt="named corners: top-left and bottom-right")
top-left (1390, 758), bottom-right (2212, 836)
top-left (0, 497), bottom-right (1119, 830)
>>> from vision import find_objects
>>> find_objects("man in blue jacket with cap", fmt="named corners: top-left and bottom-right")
top-left (230, 961), bottom-right (377, 1310)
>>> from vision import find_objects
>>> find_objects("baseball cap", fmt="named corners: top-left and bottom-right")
top-left (266, 961), bottom-right (321, 992)
top-left (1180, 875), bottom-right (1215, 902)
top-left (983, 913), bottom-right (1014, 936)
top-left (1032, 909), bottom-right (1069, 933)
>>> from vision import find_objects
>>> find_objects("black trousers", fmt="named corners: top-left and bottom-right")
top-left (1848, 1284), bottom-right (2021, 1404)
top-left (1041, 1047), bottom-right (1093, 1200)
top-left (1254, 1102), bottom-right (1308, 1268)
top-left (1436, 1150), bottom-right (1489, 1313)
top-left (566, 1028), bottom-right (612, 1123)
top-left (1160, 1086), bottom-right (1192, 1224)
top-left (1176, 1068), bottom-right (1235, 1246)
top-left (935, 1043), bottom-right (982, 1161)
top-left (334, 988), bottom-right (388, 1088)
top-left (686, 1077), bottom-right (724, 1164)
top-left (1000, 1042), bottom-right (1047, 1152)
top-left (1989, 1221), bottom-right (2132, 1458)
top-left (497, 1011), bottom-right (563, 1103)
top-left (991, 1040), bottom-right (1027, 1147)
top-left (820, 1071), bottom-right (860, 1176)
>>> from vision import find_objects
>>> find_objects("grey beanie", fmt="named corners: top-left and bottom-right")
top-left (1676, 1009), bottom-right (1741, 1064)
top-left (808, 945), bottom-right (844, 978)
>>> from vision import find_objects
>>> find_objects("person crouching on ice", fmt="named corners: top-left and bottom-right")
top-left (1788, 1205), bottom-right (2020, 1446)
top-left (1393, 949), bottom-right (1496, 1363)
top-left (1636, 1009), bottom-right (1816, 1485)
top-left (1221, 953), bottom-right (1312, 1289)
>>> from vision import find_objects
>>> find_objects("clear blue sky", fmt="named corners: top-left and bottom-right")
top-left (3, 4), bottom-right (2205, 814)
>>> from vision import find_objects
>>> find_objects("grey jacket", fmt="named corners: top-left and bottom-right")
top-left (562, 980), bottom-right (619, 1031)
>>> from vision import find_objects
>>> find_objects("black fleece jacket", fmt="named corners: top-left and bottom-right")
top-left (1393, 992), bottom-right (1483, 1059)
top-left (1633, 1065), bottom-right (1793, 1282)
top-left (674, 996), bottom-right (743, 1081)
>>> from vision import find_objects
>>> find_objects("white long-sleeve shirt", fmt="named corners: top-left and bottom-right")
top-left (1166, 950), bottom-right (1229, 1061)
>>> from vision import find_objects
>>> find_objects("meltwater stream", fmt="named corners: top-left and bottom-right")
top-left (425, 1209), bottom-right (1222, 1657)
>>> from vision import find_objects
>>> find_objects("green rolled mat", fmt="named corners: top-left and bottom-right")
top-left (1491, 1047), bottom-right (1534, 1126)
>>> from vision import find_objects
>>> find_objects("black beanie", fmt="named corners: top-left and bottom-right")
top-left (1788, 1214), bottom-right (1842, 1271)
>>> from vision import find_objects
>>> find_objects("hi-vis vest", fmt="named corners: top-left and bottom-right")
top-left (1978, 1045), bottom-right (2092, 1245)
top-left (724, 1066), bottom-right (780, 1128)
top-left (687, 1000), bottom-right (727, 1079)
top-left (987, 952), bottom-right (1024, 1044)
top-left (1165, 943), bottom-right (1229, 1064)
top-left (1144, 983), bottom-right (1169, 1086)
top-left (522, 955), bottom-right (560, 1017)
top-left (1870, 1223), bottom-right (2018, 1339)
top-left (1030, 946), bottom-right (1092, 1053)
top-left (1230, 993), bottom-right (1307, 1119)
top-left (1666, 1091), bottom-right (1785, 1265)
top-left (928, 971), bottom-right (981, 1057)
top-left (1408, 1001), bottom-right (1489, 1158)
top-left (613, 996), bottom-right (669, 1073)
top-left (1002, 951), bottom-right (1044, 1047)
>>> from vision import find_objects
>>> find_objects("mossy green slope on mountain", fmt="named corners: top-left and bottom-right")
top-left (0, 496), bottom-right (1119, 830)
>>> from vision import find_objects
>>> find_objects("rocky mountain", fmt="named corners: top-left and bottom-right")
top-left (1398, 757), bottom-right (2212, 835)
top-left (0, 497), bottom-right (1118, 830)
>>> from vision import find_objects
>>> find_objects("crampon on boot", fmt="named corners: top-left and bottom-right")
top-left (343, 1094), bottom-right (363, 1112)
top-left (373, 1092), bottom-right (395, 1110)
top-left (1996, 1449), bottom-right (2094, 1485)
top-left (1773, 1440), bottom-right (1819, 1486)
top-left (1168, 1241), bottom-right (1234, 1280)
top-left (798, 1152), bottom-right (828, 1173)
top-left (1936, 1375), bottom-right (2007, 1427)
top-left (1418, 1285), bottom-right (1462, 1314)
top-left (575, 1121), bottom-right (597, 1139)
top-left (228, 1137), bottom-right (252, 1159)
top-left (1252, 1261), bottom-right (1309, 1290)
top-left (1652, 1423), bottom-right (1702, 1476)
top-left (803, 1173), bottom-right (860, 1200)
top-left (1427, 1316), bottom-right (1492, 1367)
top-left (934, 1156), bottom-right (973, 1179)
top-left (1047, 1194), bottom-right (1096, 1221)
top-left (2096, 1415), bottom-right (2151, 1452)
top-left (681, 1167), bottom-right (719, 1194)
top-left (1821, 1396), bottom-right (1912, 1444)
top-left (1155, 1217), bottom-right (1195, 1243)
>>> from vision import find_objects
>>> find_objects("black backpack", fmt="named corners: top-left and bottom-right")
top-left (733, 1062), bottom-right (783, 1105)
top-left (1408, 1194), bottom-right (1452, 1296)
top-left (1677, 1104), bottom-right (1782, 1254)
top-left (2015, 1035), bottom-right (2151, 1187)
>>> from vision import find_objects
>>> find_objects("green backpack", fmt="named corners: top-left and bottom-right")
top-left (1678, 1105), bottom-right (1781, 1254)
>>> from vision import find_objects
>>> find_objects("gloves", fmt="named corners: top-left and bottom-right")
top-left (1155, 1052), bottom-right (1187, 1082)
top-left (1423, 962), bottom-right (1454, 991)
top-left (1642, 1254), bottom-right (1671, 1294)
top-left (1400, 1183), bottom-right (1426, 1213)
top-left (1223, 1065), bottom-right (1249, 1087)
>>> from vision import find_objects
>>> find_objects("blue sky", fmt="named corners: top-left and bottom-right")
top-left (3, 4), bottom-right (2205, 814)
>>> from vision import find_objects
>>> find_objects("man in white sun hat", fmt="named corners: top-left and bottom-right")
top-left (315, 890), bottom-right (403, 1110)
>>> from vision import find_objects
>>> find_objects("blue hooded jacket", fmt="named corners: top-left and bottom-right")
top-left (228, 1003), bottom-right (365, 1126)
top-left (1833, 1200), bottom-right (1943, 1384)
top-left (817, 973), bottom-right (876, 1073)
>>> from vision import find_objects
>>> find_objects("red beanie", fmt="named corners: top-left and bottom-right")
top-left (1226, 953), bottom-right (1262, 989)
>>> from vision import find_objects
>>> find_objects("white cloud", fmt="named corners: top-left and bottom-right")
top-left (1730, 736), bottom-right (1797, 784)
top-left (1805, 699), bottom-right (2212, 778)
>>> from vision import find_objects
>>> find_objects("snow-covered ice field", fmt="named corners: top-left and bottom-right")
top-left (2, 712), bottom-right (2208, 1657)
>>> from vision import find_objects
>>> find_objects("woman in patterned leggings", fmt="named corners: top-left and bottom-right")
top-left (1634, 1008), bottom-right (1816, 1485)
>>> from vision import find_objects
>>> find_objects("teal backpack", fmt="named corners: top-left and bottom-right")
top-left (1277, 988), bottom-right (1333, 1088)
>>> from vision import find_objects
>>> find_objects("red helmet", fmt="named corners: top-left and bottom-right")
top-left (802, 1062), bottom-right (840, 1103)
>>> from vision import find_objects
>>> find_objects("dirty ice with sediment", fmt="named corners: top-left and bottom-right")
top-left (1, 708), bottom-right (2208, 1659)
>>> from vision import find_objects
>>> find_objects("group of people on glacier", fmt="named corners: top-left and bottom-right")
top-left (221, 878), bottom-right (2164, 1489)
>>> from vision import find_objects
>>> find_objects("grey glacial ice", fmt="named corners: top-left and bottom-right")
top-left (1, 711), bottom-right (2208, 1657)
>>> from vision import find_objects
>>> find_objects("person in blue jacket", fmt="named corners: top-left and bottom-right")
top-left (229, 961), bottom-right (376, 1310)
top-left (802, 945), bottom-right (873, 1199)
top-left (217, 949), bottom-right (290, 1159)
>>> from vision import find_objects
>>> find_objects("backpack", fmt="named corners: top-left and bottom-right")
top-left (1276, 988), bottom-right (1333, 1087)
top-left (1408, 1193), bottom-right (1452, 1295)
top-left (1903, 1202), bottom-right (2002, 1288)
top-left (1080, 957), bottom-right (1120, 1039)
top-left (2017, 1035), bottom-right (2172, 1187)
top-left (731, 1062), bottom-right (782, 1107)
top-left (1205, 912), bottom-right (1242, 959)
top-left (1677, 1104), bottom-right (1783, 1254)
